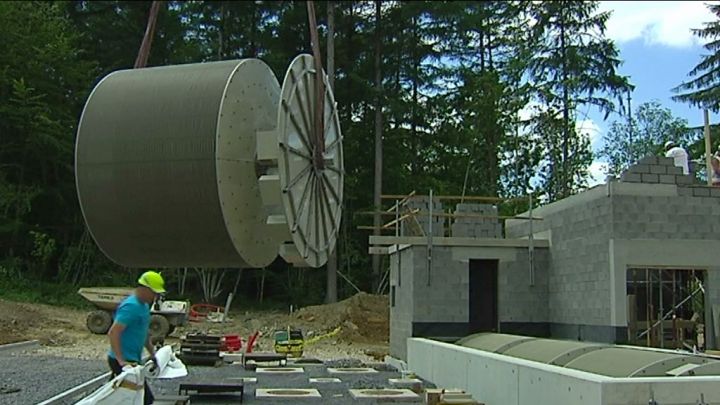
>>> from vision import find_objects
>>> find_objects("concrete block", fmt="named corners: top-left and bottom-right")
top-left (667, 166), bottom-right (683, 175)
top-left (658, 156), bottom-right (676, 166)
top-left (620, 172), bottom-right (642, 183)
top-left (676, 175), bottom-right (694, 185)
top-left (658, 174), bottom-right (675, 184)
top-left (638, 155), bottom-right (658, 165)
top-left (677, 186), bottom-right (693, 196)
top-left (641, 173), bottom-right (659, 183)
top-left (711, 188), bottom-right (720, 198)
top-left (693, 187), bottom-right (711, 197)
top-left (630, 164), bottom-right (651, 174)
top-left (650, 165), bottom-right (667, 174)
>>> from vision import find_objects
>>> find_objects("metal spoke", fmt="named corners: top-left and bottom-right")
top-left (319, 179), bottom-right (338, 233)
top-left (324, 164), bottom-right (344, 177)
top-left (317, 178), bottom-right (330, 249)
top-left (321, 171), bottom-right (341, 203)
top-left (293, 169), bottom-right (314, 230)
top-left (305, 174), bottom-right (317, 248)
top-left (283, 98), bottom-right (313, 154)
top-left (281, 143), bottom-right (313, 161)
top-left (322, 100), bottom-right (337, 142)
top-left (288, 68), bottom-right (313, 141)
top-left (314, 175), bottom-right (321, 251)
top-left (284, 163), bottom-right (312, 191)
top-left (325, 133), bottom-right (342, 153)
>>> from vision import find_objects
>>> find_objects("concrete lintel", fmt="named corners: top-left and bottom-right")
top-left (370, 236), bottom-right (549, 248)
top-left (608, 181), bottom-right (678, 197)
top-left (388, 244), bottom-right (412, 255)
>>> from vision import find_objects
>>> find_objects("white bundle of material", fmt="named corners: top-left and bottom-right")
top-left (75, 367), bottom-right (144, 405)
top-left (74, 346), bottom-right (187, 405)
top-left (143, 345), bottom-right (187, 379)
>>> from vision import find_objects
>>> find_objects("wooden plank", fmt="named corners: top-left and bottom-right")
top-left (369, 235), bottom-right (550, 248)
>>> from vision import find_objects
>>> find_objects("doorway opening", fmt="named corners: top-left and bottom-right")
top-left (469, 259), bottom-right (498, 333)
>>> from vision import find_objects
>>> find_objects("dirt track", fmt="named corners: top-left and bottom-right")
top-left (0, 293), bottom-right (390, 362)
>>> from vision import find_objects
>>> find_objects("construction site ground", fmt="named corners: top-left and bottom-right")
top-left (0, 292), bottom-right (390, 362)
top-left (0, 293), bottom-right (408, 404)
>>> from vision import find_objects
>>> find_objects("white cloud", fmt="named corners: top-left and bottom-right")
top-left (576, 119), bottom-right (603, 150)
top-left (587, 160), bottom-right (609, 187)
top-left (599, 1), bottom-right (719, 48)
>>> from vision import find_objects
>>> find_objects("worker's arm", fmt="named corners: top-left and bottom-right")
top-left (145, 334), bottom-right (156, 359)
top-left (107, 322), bottom-right (127, 366)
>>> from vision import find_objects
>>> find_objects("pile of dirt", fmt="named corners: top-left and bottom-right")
top-left (294, 292), bottom-right (389, 344)
top-left (0, 299), bottom-right (86, 345)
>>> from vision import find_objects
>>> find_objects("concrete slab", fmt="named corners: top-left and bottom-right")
top-left (256, 367), bottom-right (304, 374)
top-left (327, 367), bottom-right (378, 374)
top-left (256, 388), bottom-right (321, 398)
top-left (349, 388), bottom-right (419, 400)
top-left (389, 378), bottom-right (423, 385)
top-left (227, 377), bottom-right (257, 384)
top-left (309, 377), bottom-right (342, 383)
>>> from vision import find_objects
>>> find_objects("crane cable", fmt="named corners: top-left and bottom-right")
top-left (306, 1), bottom-right (326, 170)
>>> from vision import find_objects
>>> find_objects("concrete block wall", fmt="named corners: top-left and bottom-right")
top-left (611, 193), bottom-right (720, 240)
top-left (619, 155), bottom-right (694, 185)
top-left (413, 246), bottom-right (469, 323)
top-left (451, 203), bottom-right (502, 238)
top-left (506, 193), bottom-right (614, 330)
top-left (389, 247), bottom-right (416, 358)
top-left (498, 249), bottom-right (549, 327)
top-left (403, 197), bottom-right (445, 236)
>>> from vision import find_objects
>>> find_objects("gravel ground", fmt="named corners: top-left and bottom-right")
top-left (150, 360), bottom-right (433, 404)
top-left (0, 349), bottom-right (107, 405)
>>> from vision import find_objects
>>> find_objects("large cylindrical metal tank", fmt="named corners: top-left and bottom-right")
top-left (76, 59), bottom-right (284, 268)
top-left (76, 55), bottom-right (343, 269)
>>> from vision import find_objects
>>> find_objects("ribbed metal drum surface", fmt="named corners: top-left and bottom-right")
top-left (76, 59), bottom-right (281, 268)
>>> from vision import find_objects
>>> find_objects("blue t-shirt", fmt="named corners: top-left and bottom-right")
top-left (108, 294), bottom-right (150, 363)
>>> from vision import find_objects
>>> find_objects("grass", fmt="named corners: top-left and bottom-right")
top-left (0, 275), bottom-right (91, 309)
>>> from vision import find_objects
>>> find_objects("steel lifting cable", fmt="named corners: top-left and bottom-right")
top-left (306, 1), bottom-right (326, 170)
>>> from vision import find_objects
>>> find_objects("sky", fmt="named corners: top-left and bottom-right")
top-left (581, 1), bottom-right (719, 185)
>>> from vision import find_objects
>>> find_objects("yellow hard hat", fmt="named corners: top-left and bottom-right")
top-left (138, 271), bottom-right (166, 294)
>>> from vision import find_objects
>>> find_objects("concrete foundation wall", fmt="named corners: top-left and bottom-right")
top-left (389, 244), bottom-right (550, 358)
top-left (408, 338), bottom-right (720, 405)
top-left (506, 188), bottom-right (615, 332)
top-left (389, 247), bottom-right (415, 359)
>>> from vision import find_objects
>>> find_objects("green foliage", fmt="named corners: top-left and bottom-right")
top-left (673, 4), bottom-right (720, 110)
top-left (0, 0), bottom-right (643, 303)
top-left (600, 101), bottom-right (695, 177)
top-left (526, 1), bottom-right (630, 199)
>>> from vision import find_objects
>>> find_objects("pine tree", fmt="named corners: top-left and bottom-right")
top-left (673, 4), bottom-right (720, 109)
top-left (527, 1), bottom-right (629, 200)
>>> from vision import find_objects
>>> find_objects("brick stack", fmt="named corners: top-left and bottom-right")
top-left (451, 203), bottom-right (502, 238)
top-left (403, 197), bottom-right (445, 237)
top-left (620, 155), bottom-right (694, 185)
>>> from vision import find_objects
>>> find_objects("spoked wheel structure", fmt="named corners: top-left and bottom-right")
top-left (275, 55), bottom-right (343, 268)
top-left (75, 54), bottom-right (343, 269)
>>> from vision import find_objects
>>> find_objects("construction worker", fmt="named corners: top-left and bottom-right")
top-left (664, 141), bottom-right (690, 175)
top-left (107, 270), bottom-right (166, 404)
top-left (711, 145), bottom-right (720, 186)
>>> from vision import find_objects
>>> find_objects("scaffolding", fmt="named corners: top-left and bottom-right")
top-left (626, 267), bottom-right (705, 350)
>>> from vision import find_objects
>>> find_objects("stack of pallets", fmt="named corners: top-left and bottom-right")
top-left (178, 333), bottom-right (222, 366)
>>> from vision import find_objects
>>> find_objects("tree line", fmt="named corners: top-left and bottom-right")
top-left (1, 1), bottom-right (718, 307)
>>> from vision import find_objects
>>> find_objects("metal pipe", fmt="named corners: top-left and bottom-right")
top-left (427, 189), bottom-right (433, 286)
top-left (529, 192), bottom-right (535, 286)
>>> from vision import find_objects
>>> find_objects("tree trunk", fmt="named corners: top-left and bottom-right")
top-left (371, 0), bottom-right (383, 289)
top-left (325, 0), bottom-right (338, 304)
top-left (560, 9), bottom-right (570, 198)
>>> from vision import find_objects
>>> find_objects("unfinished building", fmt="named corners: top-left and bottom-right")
top-left (370, 155), bottom-right (720, 360)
